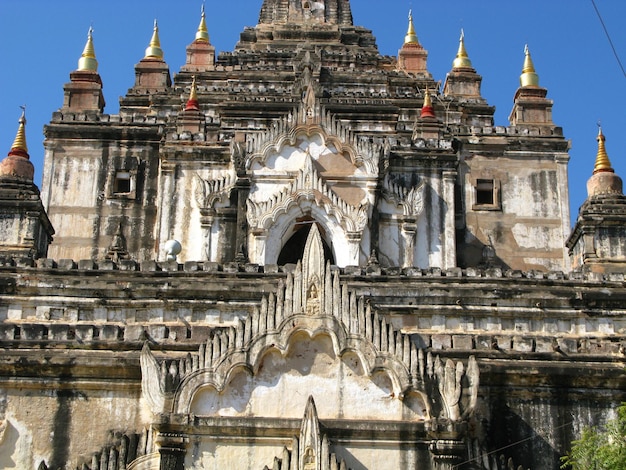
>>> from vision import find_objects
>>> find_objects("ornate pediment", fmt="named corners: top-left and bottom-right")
top-left (140, 230), bottom-right (480, 423)
top-left (247, 151), bottom-right (369, 233)
top-left (246, 116), bottom-right (381, 174)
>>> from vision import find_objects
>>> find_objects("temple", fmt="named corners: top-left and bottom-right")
top-left (0, 2), bottom-right (624, 469)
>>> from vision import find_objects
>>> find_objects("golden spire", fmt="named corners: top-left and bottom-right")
top-left (420, 87), bottom-right (436, 119)
top-left (185, 76), bottom-right (200, 111)
top-left (190, 76), bottom-right (198, 102)
top-left (195, 4), bottom-right (210, 43)
top-left (144, 20), bottom-right (164, 59)
top-left (520, 44), bottom-right (540, 87)
top-left (452, 29), bottom-right (472, 69)
top-left (78, 27), bottom-right (98, 72)
top-left (423, 89), bottom-right (432, 108)
top-left (404, 10), bottom-right (419, 45)
top-left (594, 126), bottom-right (614, 174)
top-left (10, 107), bottom-right (28, 155)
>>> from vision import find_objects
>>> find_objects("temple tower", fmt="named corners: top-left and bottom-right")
top-left (0, 110), bottom-right (53, 259)
top-left (567, 128), bottom-right (626, 273)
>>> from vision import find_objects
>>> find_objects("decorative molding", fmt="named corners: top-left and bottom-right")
top-left (246, 116), bottom-right (381, 174)
top-left (193, 171), bottom-right (237, 210)
top-left (139, 227), bottom-right (479, 421)
top-left (383, 173), bottom-right (425, 218)
top-left (302, 224), bottom-right (325, 316)
top-left (247, 152), bottom-right (369, 233)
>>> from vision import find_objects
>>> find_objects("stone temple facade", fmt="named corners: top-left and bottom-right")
top-left (0, 1), bottom-right (624, 469)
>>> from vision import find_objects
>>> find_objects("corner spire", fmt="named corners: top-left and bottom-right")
top-left (452, 29), bottom-right (472, 69)
top-left (594, 126), bottom-right (614, 174)
top-left (195, 4), bottom-right (210, 43)
top-left (144, 20), bottom-right (164, 59)
top-left (404, 10), bottom-right (419, 45)
top-left (420, 88), bottom-right (436, 119)
top-left (10, 107), bottom-right (28, 157)
top-left (78, 27), bottom-right (98, 72)
top-left (0, 107), bottom-right (34, 181)
top-left (185, 76), bottom-right (200, 111)
top-left (520, 44), bottom-right (539, 87)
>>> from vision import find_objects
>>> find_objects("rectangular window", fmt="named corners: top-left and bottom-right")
top-left (472, 178), bottom-right (501, 210)
top-left (114, 171), bottom-right (131, 194)
top-left (476, 179), bottom-right (494, 205)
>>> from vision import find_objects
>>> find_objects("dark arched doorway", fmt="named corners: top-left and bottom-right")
top-left (277, 217), bottom-right (334, 266)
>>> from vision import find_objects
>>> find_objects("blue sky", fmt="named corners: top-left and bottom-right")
top-left (1, 0), bottom-right (625, 225)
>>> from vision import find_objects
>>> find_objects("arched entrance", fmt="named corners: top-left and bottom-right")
top-left (277, 217), bottom-right (334, 265)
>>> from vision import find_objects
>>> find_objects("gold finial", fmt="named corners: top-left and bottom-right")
top-left (195, 3), bottom-right (210, 42)
top-left (423, 89), bottom-right (432, 108)
top-left (404, 10), bottom-right (419, 45)
top-left (420, 87), bottom-right (436, 119)
top-left (452, 29), bottom-right (473, 69)
top-left (10, 107), bottom-right (28, 155)
top-left (185, 75), bottom-right (200, 111)
top-left (520, 44), bottom-right (540, 87)
top-left (78, 27), bottom-right (98, 72)
top-left (189, 76), bottom-right (198, 102)
top-left (594, 125), bottom-right (614, 174)
top-left (144, 19), bottom-right (164, 59)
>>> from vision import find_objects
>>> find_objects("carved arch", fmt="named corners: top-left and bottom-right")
top-left (140, 230), bottom-right (479, 424)
top-left (171, 315), bottom-right (414, 415)
top-left (262, 201), bottom-right (351, 266)
top-left (248, 125), bottom-right (359, 170)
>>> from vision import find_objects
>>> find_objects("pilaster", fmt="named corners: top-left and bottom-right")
top-left (156, 432), bottom-right (187, 470)
top-left (234, 178), bottom-right (251, 263)
top-left (443, 170), bottom-right (457, 269)
top-left (401, 219), bottom-right (417, 268)
top-left (156, 162), bottom-right (176, 261)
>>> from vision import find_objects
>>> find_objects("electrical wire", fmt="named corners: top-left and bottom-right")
top-left (450, 421), bottom-right (574, 469)
top-left (590, 0), bottom-right (626, 79)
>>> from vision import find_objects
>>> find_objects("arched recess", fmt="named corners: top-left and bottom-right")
top-left (277, 218), bottom-right (335, 265)
top-left (261, 201), bottom-right (356, 267)
top-left (168, 314), bottom-right (420, 417)
top-left (186, 330), bottom-right (429, 422)
top-left (247, 122), bottom-right (376, 268)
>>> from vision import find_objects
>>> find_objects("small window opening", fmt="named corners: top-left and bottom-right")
top-left (476, 179), bottom-right (494, 205)
top-left (114, 171), bottom-right (131, 194)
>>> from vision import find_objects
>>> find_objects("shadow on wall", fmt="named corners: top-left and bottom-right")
top-left (457, 231), bottom-right (511, 271)
top-left (338, 447), bottom-right (370, 470)
top-left (488, 403), bottom-right (561, 470)
top-left (0, 420), bottom-right (19, 468)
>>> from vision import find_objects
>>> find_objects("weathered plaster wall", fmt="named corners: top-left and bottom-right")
top-left (0, 387), bottom-right (142, 469)
top-left (42, 134), bottom-right (160, 262)
top-left (190, 333), bottom-right (426, 420)
top-left (462, 153), bottom-right (569, 271)
top-left (186, 440), bottom-right (285, 470)
top-left (486, 385), bottom-right (623, 470)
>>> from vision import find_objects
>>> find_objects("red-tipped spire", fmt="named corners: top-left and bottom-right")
top-left (185, 76), bottom-right (200, 111)
top-left (420, 89), bottom-right (436, 119)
